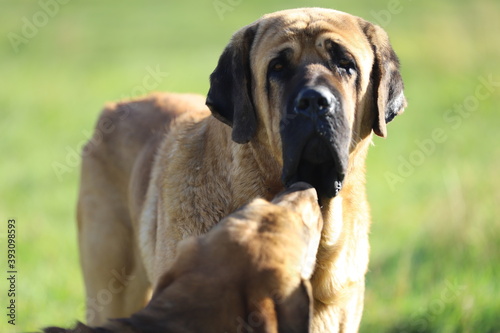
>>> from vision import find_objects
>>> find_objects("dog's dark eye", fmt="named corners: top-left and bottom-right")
top-left (268, 48), bottom-right (293, 80)
top-left (269, 58), bottom-right (287, 74)
top-left (272, 62), bottom-right (284, 72)
top-left (337, 57), bottom-right (356, 75)
top-left (326, 40), bottom-right (357, 76)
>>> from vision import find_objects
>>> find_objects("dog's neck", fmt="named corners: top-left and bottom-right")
top-left (213, 119), bottom-right (284, 208)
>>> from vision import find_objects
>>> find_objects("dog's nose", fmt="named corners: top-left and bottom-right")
top-left (294, 87), bottom-right (336, 116)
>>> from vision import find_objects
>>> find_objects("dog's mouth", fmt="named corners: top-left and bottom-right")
top-left (300, 136), bottom-right (345, 197)
top-left (282, 134), bottom-right (346, 199)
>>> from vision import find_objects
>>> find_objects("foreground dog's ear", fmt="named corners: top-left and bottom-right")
top-left (361, 20), bottom-right (407, 138)
top-left (244, 280), bottom-right (312, 333)
top-left (206, 24), bottom-right (258, 144)
top-left (275, 280), bottom-right (313, 333)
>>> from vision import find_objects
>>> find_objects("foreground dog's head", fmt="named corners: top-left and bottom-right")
top-left (207, 8), bottom-right (406, 198)
top-left (44, 182), bottom-right (322, 333)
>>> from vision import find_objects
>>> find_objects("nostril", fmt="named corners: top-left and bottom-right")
top-left (318, 96), bottom-right (329, 109)
top-left (297, 98), bottom-right (310, 111)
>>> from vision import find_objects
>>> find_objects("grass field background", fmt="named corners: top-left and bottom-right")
top-left (1, 0), bottom-right (499, 332)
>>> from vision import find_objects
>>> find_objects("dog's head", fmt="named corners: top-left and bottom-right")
top-left (150, 182), bottom-right (323, 333)
top-left (207, 8), bottom-right (406, 198)
top-left (211, 181), bottom-right (323, 332)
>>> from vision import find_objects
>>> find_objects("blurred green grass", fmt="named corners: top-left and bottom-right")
top-left (1, 0), bottom-right (499, 332)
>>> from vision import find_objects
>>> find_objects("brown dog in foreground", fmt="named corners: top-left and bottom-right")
top-left (47, 183), bottom-right (322, 333)
top-left (77, 8), bottom-right (406, 332)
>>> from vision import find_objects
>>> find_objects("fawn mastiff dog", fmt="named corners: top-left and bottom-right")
top-left (47, 183), bottom-right (322, 333)
top-left (78, 7), bottom-right (406, 332)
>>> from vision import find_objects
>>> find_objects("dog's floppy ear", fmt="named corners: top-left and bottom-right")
top-left (275, 280), bottom-right (313, 333)
top-left (361, 20), bottom-right (407, 138)
top-left (243, 280), bottom-right (312, 333)
top-left (206, 23), bottom-right (258, 144)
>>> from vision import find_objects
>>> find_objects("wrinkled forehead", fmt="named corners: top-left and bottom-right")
top-left (251, 8), bottom-right (371, 66)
